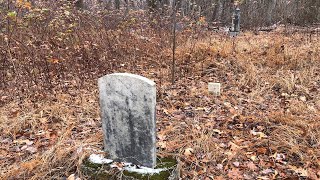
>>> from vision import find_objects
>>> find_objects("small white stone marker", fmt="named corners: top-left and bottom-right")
top-left (208, 83), bottom-right (221, 96)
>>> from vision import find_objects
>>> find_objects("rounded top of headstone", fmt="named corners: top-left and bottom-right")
top-left (99, 73), bottom-right (155, 86)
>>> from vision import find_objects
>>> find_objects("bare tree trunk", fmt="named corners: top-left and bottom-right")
top-left (214, 0), bottom-right (223, 22)
top-left (104, 0), bottom-right (112, 9)
top-left (160, 0), bottom-right (169, 7)
top-left (266, 0), bottom-right (276, 25)
top-left (75, 0), bottom-right (83, 8)
top-left (114, 0), bottom-right (120, 9)
top-left (124, 0), bottom-right (129, 13)
top-left (146, 0), bottom-right (157, 11)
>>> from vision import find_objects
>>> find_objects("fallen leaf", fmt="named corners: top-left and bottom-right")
top-left (184, 148), bottom-right (194, 156)
top-left (67, 174), bottom-right (81, 180)
top-left (247, 161), bottom-right (258, 171)
top-left (195, 107), bottom-right (206, 111)
top-left (250, 130), bottom-right (267, 138)
top-left (273, 170), bottom-right (279, 179)
top-left (229, 142), bottom-right (240, 151)
top-left (216, 164), bottom-right (223, 170)
top-left (289, 165), bottom-right (308, 177)
top-left (163, 109), bottom-right (170, 115)
top-left (299, 96), bottom-right (306, 102)
top-left (39, 117), bottom-right (48, 124)
top-left (48, 58), bottom-right (60, 64)
top-left (13, 139), bottom-right (33, 145)
top-left (225, 151), bottom-right (237, 160)
top-left (212, 129), bottom-right (223, 134)
top-left (9, 109), bottom-right (20, 117)
top-left (1, 96), bottom-right (8, 100)
top-left (227, 168), bottom-right (243, 179)
top-left (224, 102), bottom-right (232, 108)
top-left (67, 174), bottom-right (76, 180)
top-left (229, 108), bottom-right (237, 114)
top-left (21, 145), bottom-right (28, 150)
top-left (233, 161), bottom-right (240, 167)
top-left (256, 176), bottom-right (270, 180)
top-left (261, 168), bottom-right (273, 175)
top-left (256, 147), bottom-right (267, 154)
top-left (157, 134), bottom-right (166, 141)
top-left (250, 155), bottom-right (257, 161)
top-left (21, 159), bottom-right (41, 172)
top-left (26, 146), bottom-right (37, 153)
top-left (275, 153), bottom-right (286, 161)
top-left (158, 141), bottom-right (167, 149)
top-left (215, 175), bottom-right (225, 180)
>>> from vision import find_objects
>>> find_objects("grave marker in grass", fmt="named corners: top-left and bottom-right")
top-left (208, 83), bottom-right (221, 96)
top-left (230, 7), bottom-right (241, 37)
top-left (90, 73), bottom-right (179, 179)
top-left (98, 73), bottom-right (157, 168)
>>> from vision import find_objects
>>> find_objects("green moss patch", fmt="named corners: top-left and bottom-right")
top-left (82, 156), bottom-right (178, 180)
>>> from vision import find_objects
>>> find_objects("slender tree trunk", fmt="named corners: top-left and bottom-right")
top-left (147, 0), bottom-right (157, 11)
top-left (171, 0), bottom-right (177, 84)
top-left (215, 0), bottom-right (223, 22)
top-left (114, 0), bottom-right (120, 9)
top-left (77, 0), bottom-right (84, 8)
top-left (266, 0), bottom-right (276, 25)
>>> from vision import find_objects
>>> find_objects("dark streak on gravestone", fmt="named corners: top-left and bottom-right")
top-left (98, 73), bottom-right (156, 168)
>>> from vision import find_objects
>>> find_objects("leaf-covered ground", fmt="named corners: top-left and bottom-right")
top-left (1, 7), bottom-right (320, 179)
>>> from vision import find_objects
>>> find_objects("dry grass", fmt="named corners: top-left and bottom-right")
top-left (158, 28), bottom-right (320, 178)
top-left (0, 91), bottom-right (103, 179)
top-left (0, 5), bottom-right (320, 178)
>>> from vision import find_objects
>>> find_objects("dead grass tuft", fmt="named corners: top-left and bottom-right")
top-left (268, 112), bottom-right (320, 165)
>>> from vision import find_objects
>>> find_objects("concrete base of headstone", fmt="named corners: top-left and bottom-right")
top-left (82, 156), bottom-right (179, 180)
top-left (229, 31), bottom-right (239, 37)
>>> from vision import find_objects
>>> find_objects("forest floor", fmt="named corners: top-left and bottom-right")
top-left (0, 8), bottom-right (320, 179)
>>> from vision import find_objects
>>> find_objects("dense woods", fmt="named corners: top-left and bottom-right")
top-left (76, 0), bottom-right (320, 26)
top-left (0, 0), bottom-right (319, 179)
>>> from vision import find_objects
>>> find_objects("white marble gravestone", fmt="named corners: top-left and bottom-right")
top-left (98, 73), bottom-right (156, 168)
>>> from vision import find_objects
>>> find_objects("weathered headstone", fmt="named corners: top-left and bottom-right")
top-left (233, 7), bottom-right (241, 32)
top-left (230, 7), bottom-right (241, 37)
top-left (98, 73), bottom-right (156, 168)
